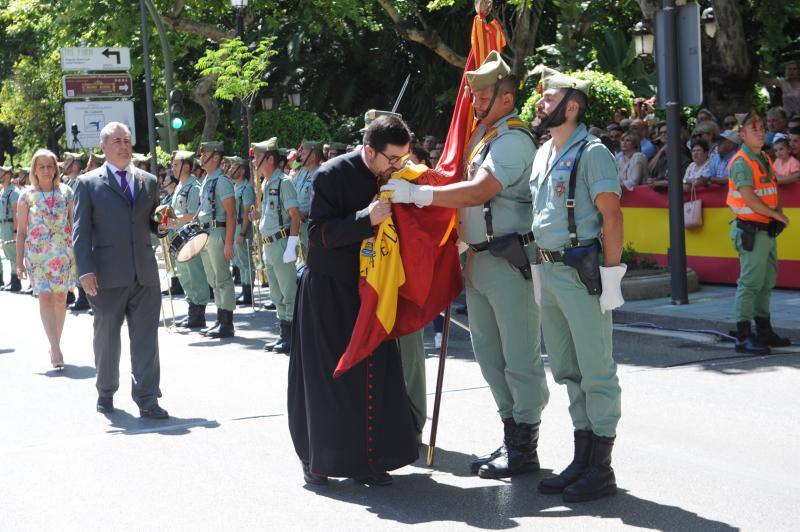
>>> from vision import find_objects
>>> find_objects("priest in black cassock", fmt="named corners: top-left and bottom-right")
top-left (288, 113), bottom-right (419, 486)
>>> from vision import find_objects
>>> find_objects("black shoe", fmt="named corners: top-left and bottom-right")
top-left (470, 417), bottom-right (515, 474)
top-left (734, 321), bottom-right (770, 355)
top-left (539, 430), bottom-right (593, 494)
top-left (178, 304), bottom-right (206, 328)
top-left (0, 273), bottom-right (4, 287)
top-left (69, 287), bottom-right (91, 311)
top-left (207, 309), bottom-right (234, 339)
top-left (263, 301), bottom-right (276, 311)
top-left (478, 421), bottom-right (540, 478)
top-left (236, 284), bottom-right (253, 306)
top-left (454, 303), bottom-right (467, 315)
top-left (7, 274), bottom-right (21, 292)
top-left (66, 290), bottom-right (75, 306)
top-left (754, 316), bottom-right (791, 348)
top-left (139, 404), bottom-right (170, 419)
top-left (201, 310), bottom-right (221, 335)
top-left (96, 397), bottom-right (114, 414)
top-left (161, 276), bottom-right (184, 296)
top-left (209, 285), bottom-right (215, 300)
top-left (354, 472), bottom-right (393, 486)
top-left (562, 434), bottom-right (617, 502)
top-left (232, 265), bottom-right (241, 286)
top-left (302, 462), bottom-right (328, 485)
top-left (272, 320), bottom-right (292, 354)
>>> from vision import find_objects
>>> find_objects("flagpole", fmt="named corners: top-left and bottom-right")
top-left (426, 304), bottom-right (452, 466)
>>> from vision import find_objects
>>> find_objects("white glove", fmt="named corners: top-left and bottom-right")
top-left (531, 263), bottom-right (542, 306)
top-left (283, 235), bottom-right (299, 263)
top-left (599, 264), bottom-right (627, 314)
top-left (380, 179), bottom-right (434, 207)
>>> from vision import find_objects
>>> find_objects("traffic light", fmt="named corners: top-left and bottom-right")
top-left (169, 90), bottom-right (185, 130)
top-left (155, 113), bottom-right (170, 146)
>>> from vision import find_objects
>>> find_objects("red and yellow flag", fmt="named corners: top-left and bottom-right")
top-left (334, 15), bottom-right (507, 378)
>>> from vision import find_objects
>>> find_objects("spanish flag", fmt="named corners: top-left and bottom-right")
top-left (334, 15), bottom-right (507, 378)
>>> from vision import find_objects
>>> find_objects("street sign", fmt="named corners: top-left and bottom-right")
top-left (655, 3), bottom-right (703, 108)
top-left (62, 74), bottom-right (133, 99)
top-left (64, 101), bottom-right (136, 149)
top-left (60, 47), bottom-right (131, 71)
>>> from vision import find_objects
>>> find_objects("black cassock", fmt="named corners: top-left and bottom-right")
top-left (288, 150), bottom-right (418, 478)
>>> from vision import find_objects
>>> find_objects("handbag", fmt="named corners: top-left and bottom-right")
top-left (684, 183), bottom-right (703, 229)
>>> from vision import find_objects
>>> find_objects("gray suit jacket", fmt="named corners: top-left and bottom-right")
top-left (72, 163), bottom-right (162, 288)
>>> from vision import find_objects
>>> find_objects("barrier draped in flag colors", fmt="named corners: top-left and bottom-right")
top-left (333, 15), bottom-right (507, 378)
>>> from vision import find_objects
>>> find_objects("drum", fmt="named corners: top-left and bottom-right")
top-left (169, 223), bottom-right (209, 263)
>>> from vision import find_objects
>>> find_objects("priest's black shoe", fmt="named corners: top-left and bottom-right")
top-left (478, 422), bottom-right (540, 478)
top-left (69, 287), bottom-right (91, 311)
top-left (207, 309), bottom-right (234, 339)
top-left (354, 472), bottom-right (393, 486)
top-left (66, 290), bottom-right (75, 306)
top-left (734, 321), bottom-right (770, 355)
top-left (263, 300), bottom-right (276, 310)
top-left (302, 462), bottom-right (328, 486)
top-left (539, 430), bottom-right (593, 494)
top-left (96, 397), bottom-right (114, 414)
top-left (562, 434), bottom-right (617, 502)
top-left (6, 274), bottom-right (21, 292)
top-left (139, 404), bottom-right (169, 419)
top-left (471, 417), bottom-right (515, 474)
top-left (754, 316), bottom-right (791, 347)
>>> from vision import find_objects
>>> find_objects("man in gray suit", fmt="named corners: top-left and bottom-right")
top-left (73, 122), bottom-right (169, 419)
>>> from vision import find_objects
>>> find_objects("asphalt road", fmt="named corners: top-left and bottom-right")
top-left (1, 286), bottom-right (798, 531)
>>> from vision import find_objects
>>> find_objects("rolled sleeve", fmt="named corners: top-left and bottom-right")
top-left (730, 159), bottom-right (754, 188)
top-left (582, 143), bottom-right (622, 199)
top-left (482, 132), bottom-right (534, 188)
top-left (217, 178), bottom-right (234, 202)
top-left (280, 179), bottom-right (300, 210)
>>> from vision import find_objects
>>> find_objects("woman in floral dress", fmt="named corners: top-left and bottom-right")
top-left (15, 149), bottom-right (75, 369)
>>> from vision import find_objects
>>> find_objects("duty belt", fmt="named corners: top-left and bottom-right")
top-left (736, 219), bottom-right (771, 232)
top-left (469, 231), bottom-right (534, 253)
top-left (263, 227), bottom-right (289, 245)
top-left (536, 248), bottom-right (564, 263)
top-left (201, 221), bottom-right (227, 230)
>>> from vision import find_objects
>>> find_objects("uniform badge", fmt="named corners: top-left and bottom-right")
top-left (555, 182), bottom-right (565, 197)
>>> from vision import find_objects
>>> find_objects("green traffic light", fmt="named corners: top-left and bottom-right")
top-left (171, 116), bottom-right (185, 129)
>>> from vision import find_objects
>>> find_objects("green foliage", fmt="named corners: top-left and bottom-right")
top-left (753, 84), bottom-right (770, 114)
top-left (621, 242), bottom-right (659, 271)
top-left (328, 113), bottom-right (363, 144)
top-left (249, 105), bottom-right (330, 149)
top-left (196, 37), bottom-right (277, 106)
top-left (589, 28), bottom-right (655, 97)
top-left (519, 91), bottom-right (540, 125)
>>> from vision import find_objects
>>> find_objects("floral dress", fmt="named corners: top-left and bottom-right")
top-left (20, 184), bottom-right (75, 294)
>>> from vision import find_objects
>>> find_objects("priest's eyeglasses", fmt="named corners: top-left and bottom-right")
top-left (376, 149), bottom-right (410, 167)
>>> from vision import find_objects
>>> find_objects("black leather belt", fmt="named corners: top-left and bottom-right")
top-left (263, 227), bottom-right (289, 245)
top-left (469, 231), bottom-right (534, 253)
top-left (201, 221), bottom-right (227, 229)
top-left (537, 248), bottom-right (564, 263)
top-left (736, 219), bottom-right (771, 232)
top-left (0, 218), bottom-right (12, 223)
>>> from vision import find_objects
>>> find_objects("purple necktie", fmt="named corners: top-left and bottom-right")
top-left (116, 170), bottom-right (134, 204)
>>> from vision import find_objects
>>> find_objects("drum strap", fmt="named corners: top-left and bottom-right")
top-left (208, 177), bottom-right (219, 223)
top-left (276, 178), bottom-right (284, 228)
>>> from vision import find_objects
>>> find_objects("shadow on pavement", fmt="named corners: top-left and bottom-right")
top-left (36, 364), bottom-right (96, 379)
top-left (103, 409), bottom-right (221, 436)
top-left (0, 348), bottom-right (15, 354)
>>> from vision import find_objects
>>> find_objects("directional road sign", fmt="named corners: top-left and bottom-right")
top-left (64, 101), bottom-right (136, 149)
top-left (62, 74), bottom-right (133, 99)
top-left (60, 47), bottom-right (131, 72)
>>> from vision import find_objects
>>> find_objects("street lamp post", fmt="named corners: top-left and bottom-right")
top-left (231, 0), bottom-right (250, 174)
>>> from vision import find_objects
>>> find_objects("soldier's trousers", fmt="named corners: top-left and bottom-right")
top-left (232, 225), bottom-right (253, 286)
top-left (539, 261), bottom-right (621, 438)
top-left (399, 329), bottom-right (426, 438)
top-left (1, 223), bottom-right (17, 270)
top-left (730, 224), bottom-right (777, 322)
top-left (199, 227), bottom-right (235, 311)
top-left (465, 251), bottom-right (549, 425)
top-left (263, 236), bottom-right (297, 322)
top-left (299, 221), bottom-right (309, 260)
top-left (176, 254), bottom-right (209, 306)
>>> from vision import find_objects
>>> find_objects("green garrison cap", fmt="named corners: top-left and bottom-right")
top-left (199, 140), bottom-right (224, 153)
top-left (530, 64), bottom-right (591, 96)
top-left (329, 142), bottom-right (348, 151)
top-left (88, 151), bottom-right (106, 163)
top-left (0, 165), bottom-right (12, 173)
top-left (736, 110), bottom-right (762, 129)
top-left (132, 153), bottom-right (150, 163)
top-left (466, 51), bottom-right (511, 92)
top-left (63, 151), bottom-right (86, 163)
top-left (692, 121), bottom-right (720, 136)
top-left (278, 147), bottom-right (292, 157)
top-left (172, 150), bottom-right (195, 162)
top-left (224, 156), bottom-right (247, 168)
top-left (361, 109), bottom-right (403, 132)
top-left (301, 140), bottom-right (323, 151)
top-left (20, 167), bottom-right (30, 173)
top-left (252, 137), bottom-right (278, 154)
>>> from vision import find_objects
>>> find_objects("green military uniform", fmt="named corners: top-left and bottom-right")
top-left (171, 161), bottom-right (208, 309)
top-left (0, 179), bottom-right (19, 272)
top-left (398, 330), bottom-right (427, 441)
top-left (295, 140), bottom-right (322, 253)
top-left (62, 152), bottom-right (86, 191)
top-left (197, 144), bottom-right (236, 313)
top-left (230, 160), bottom-right (256, 287)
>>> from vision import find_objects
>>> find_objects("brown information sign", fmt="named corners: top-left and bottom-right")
top-left (62, 74), bottom-right (133, 99)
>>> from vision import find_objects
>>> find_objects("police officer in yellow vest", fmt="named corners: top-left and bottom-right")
top-left (170, 150), bottom-right (209, 329)
top-left (726, 111), bottom-right (791, 354)
top-left (0, 165), bottom-right (20, 291)
top-left (294, 140), bottom-right (323, 254)
top-left (382, 51), bottom-right (549, 478)
top-left (527, 66), bottom-right (625, 502)
top-left (227, 156), bottom-right (256, 306)
top-left (196, 141), bottom-right (236, 338)
top-left (250, 137), bottom-right (302, 353)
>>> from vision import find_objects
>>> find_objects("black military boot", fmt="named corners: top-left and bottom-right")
top-left (171, 276), bottom-right (184, 296)
top-left (209, 285), bottom-right (215, 300)
top-left (272, 320), bottom-right (292, 354)
top-left (562, 434), bottom-right (617, 502)
top-left (232, 265), bottom-right (241, 286)
top-left (7, 274), bottom-right (22, 292)
top-left (178, 304), bottom-right (206, 328)
top-left (0, 271), bottom-right (4, 287)
top-left (735, 321), bottom-right (770, 355)
top-left (754, 316), bottom-right (791, 347)
top-left (69, 287), bottom-right (91, 311)
top-left (66, 290), bottom-right (75, 306)
top-left (539, 430), bottom-right (593, 494)
top-left (236, 284), bottom-right (252, 306)
top-left (201, 310), bottom-right (221, 336)
top-left (208, 309), bottom-right (234, 338)
top-left (478, 421), bottom-right (540, 479)
top-left (471, 418), bottom-right (515, 474)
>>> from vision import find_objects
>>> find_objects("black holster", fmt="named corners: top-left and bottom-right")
top-left (768, 219), bottom-right (786, 238)
top-left (736, 219), bottom-right (758, 251)
top-left (488, 234), bottom-right (531, 280)
top-left (562, 240), bottom-right (602, 295)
